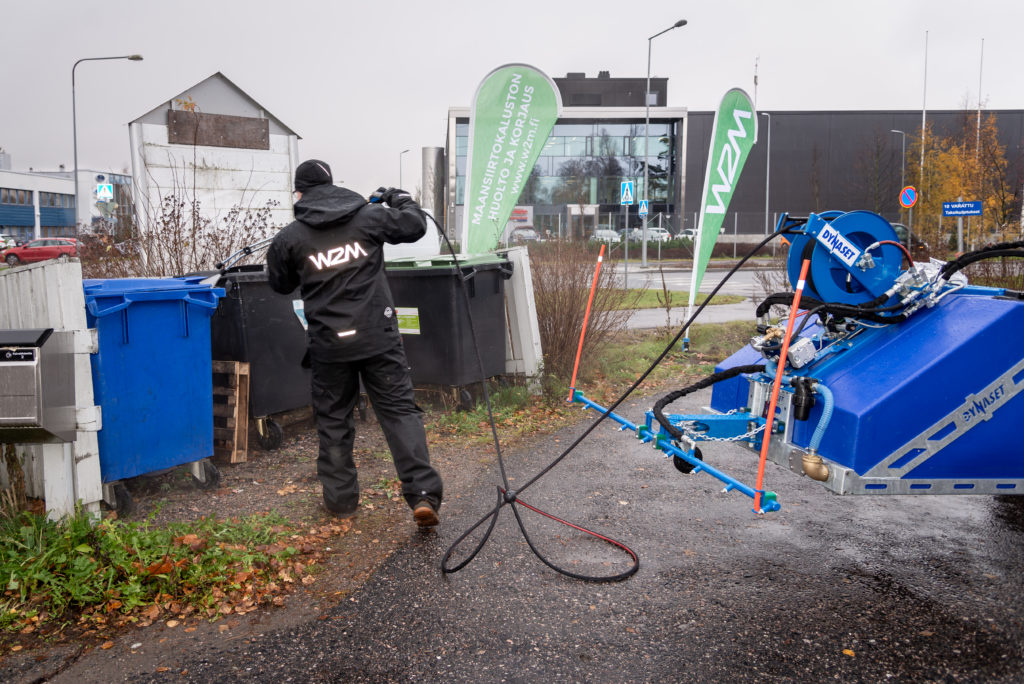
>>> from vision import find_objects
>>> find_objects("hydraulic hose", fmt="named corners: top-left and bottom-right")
top-left (757, 292), bottom-right (909, 325)
top-left (939, 240), bottom-right (1024, 280)
top-left (652, 365), bottom-right (767, 441)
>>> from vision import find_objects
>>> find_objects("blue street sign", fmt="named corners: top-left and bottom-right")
top-left (942, 201), bottom-right (982, 217)
top-left (620, 181), bottom-right (634, 205)
top-left (638, 199), bottom-right (649, 216)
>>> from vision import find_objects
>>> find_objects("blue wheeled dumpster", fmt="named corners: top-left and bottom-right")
top-left (83, 278), bottom-right (224, 484)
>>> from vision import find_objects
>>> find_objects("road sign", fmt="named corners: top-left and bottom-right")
top-left (620, 181), bottom-right (634, 205)
top-left (942, 201), bottom-right (982, 217)
top-left (638, 199), bottom-right (649, 216)
top-left (899, 185), bottom-right (917, 209)
top-left (96, 183), bottom-right (114, 201)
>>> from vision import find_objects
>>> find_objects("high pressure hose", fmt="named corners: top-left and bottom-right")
top-left (434, 219), bottom-right (801, 582)
top-left (423, 211), bottom-right (639, 581)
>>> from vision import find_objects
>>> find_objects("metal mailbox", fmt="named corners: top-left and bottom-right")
top-left (0, 328), bottom-right (77, 443)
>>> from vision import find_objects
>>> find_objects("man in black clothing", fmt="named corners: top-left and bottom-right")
top-left (267, 159), bottom-right (442, 527)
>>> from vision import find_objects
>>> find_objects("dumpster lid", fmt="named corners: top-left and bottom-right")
top-left (385, 253), bottom-right (509, 270)
top-left (83, 277), bottom-right (221, 296)
top-left (0, 328), bottom-right (53, 348)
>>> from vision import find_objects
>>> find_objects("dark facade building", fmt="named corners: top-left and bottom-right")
top-left (554, 71), bottom-right (668, 107)
top-left (688, 109), bottom-right (1024, 235)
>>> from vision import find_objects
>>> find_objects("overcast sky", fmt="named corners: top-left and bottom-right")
top-left (3, 0), bottom-right (1021, 197)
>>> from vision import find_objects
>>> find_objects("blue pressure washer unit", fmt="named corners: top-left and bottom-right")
top-left (575, 210), bottom-right (1023, 511)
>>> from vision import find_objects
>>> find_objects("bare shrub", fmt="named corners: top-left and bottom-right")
top-left (80, 196), bottom-right (279, 279)
top-left (529, 241), bottom-right (644, 381)
top-left (751, 248), bottom-right (792, 319)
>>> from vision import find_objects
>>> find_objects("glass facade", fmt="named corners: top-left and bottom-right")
top-left (452, 119), bottom-right (679, 238)
top-left (454, 121), bottom-right (675, 207)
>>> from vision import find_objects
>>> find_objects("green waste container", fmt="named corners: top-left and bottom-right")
top-left (384, 254), bottom-right (512, 387)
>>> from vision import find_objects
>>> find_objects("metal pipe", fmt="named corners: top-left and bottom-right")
top-left (72, 54), bottom-right (142, 233)
top-left (642, 19), bottom-right (687, 268)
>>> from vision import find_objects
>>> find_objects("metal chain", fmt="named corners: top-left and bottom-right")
top-left (672, 419), bottom-right (766, 444)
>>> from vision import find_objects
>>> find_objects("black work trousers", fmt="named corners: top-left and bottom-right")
top-left (309, 344), bottom-right (443, 513)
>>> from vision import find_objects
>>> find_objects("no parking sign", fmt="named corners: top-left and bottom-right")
top-left (899, 185), bottom-right (918, 208)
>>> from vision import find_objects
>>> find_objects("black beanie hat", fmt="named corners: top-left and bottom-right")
top-left (294, 159), bottom-right (333, 192)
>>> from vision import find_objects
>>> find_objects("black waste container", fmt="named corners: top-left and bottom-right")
top-left (210, 264), bottom-right (311, 446)
top-left (385, 254), bottom-right (512, 387)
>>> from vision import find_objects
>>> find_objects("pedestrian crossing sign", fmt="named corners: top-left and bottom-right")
top-left (639, 200), bottom-right (649, 216)
top-left (620, 181), bottom-right (634, 205)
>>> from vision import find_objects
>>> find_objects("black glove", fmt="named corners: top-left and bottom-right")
top-left (380, 187), bottom-right (414, 208)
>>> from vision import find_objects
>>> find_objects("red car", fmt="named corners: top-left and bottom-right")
top-left (3, 238), bottom-right (78, 266)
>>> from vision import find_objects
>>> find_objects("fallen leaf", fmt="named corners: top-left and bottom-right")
top-left (156, 666), bottom-right (170, 672)
top-left (165, 620), bottom-right (179, 628)
top-left (11, 645), bottom-right (23, 652)
top-left (101, 641), bottom-right (115, 650)
top-left (842, 649), bottom-right (855, 657)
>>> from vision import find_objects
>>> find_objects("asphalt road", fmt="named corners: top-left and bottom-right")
top-left (619, 266), bottom-right (777, 299)
top-left (623, 266), bottom-right (780, 329)
top-left (77, 387), bottom-right (1024, 682)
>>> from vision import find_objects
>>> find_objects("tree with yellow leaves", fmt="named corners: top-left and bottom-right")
top-left (906, 112), bottom-right (1014, 255)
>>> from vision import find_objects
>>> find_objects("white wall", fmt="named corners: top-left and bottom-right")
top-left (130, 121), bottom-right (299, 234)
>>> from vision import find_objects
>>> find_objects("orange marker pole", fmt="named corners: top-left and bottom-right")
top-left (569, 244), bottom-right (606, 401)
top-left (753, 258), bottom-right (811, 513)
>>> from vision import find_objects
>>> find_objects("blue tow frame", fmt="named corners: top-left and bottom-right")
top-left (572, 390), bottom-right (781, 514)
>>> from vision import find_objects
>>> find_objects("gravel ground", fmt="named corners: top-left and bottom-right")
top-left (5, 387), bottom-right (1022, 682)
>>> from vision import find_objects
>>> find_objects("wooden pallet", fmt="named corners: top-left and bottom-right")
top-left (212, 360), bottom-right (250, 463)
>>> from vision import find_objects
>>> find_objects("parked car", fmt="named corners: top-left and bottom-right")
top-left (678, 228), bottom-right (697, 240)
top-left (593, 229), bottom-right (621, 244)
top-left (3, 238), bottom-right (78, 266)
top-left (628, 227), bottom-right (672, 243)
top-left (891, 223), bottom-right (930, 257)
top-left (509, 227), bottom-right (540, 244)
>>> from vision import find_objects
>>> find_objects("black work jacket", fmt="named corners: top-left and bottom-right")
top-left (266, 184), bottom-right (426, 360)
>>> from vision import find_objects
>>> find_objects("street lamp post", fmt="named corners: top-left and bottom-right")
top-left (890, 129), bottom-right (907, 228)
top-left (642, 18), bottom-right (687, 267)
top-left (760, 112), bottom-right (771, 236)
top-left (72, 54), bottom-right (143, 233)
top-left (399, 149), bottom-right (410, 189)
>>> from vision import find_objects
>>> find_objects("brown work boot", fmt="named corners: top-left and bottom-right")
top-left (413, 499), bottom-right (439, 528)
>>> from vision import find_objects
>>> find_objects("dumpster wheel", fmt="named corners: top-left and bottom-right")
top-left (112, 482), bottom-right (135, 516)
top-left (255, 418), bottom-right (284, 451)
top-left (191, 460), bottom-right (221, 490)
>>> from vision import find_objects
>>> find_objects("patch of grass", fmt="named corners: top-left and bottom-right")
top-left (426, 321), bottom-right (758, 443)
top-left (613, 289), bottom-right (745, 309)
top-left (0, 508), bottom-right (346, 637)
top-left (429, 383), bottom-right (535, 441)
